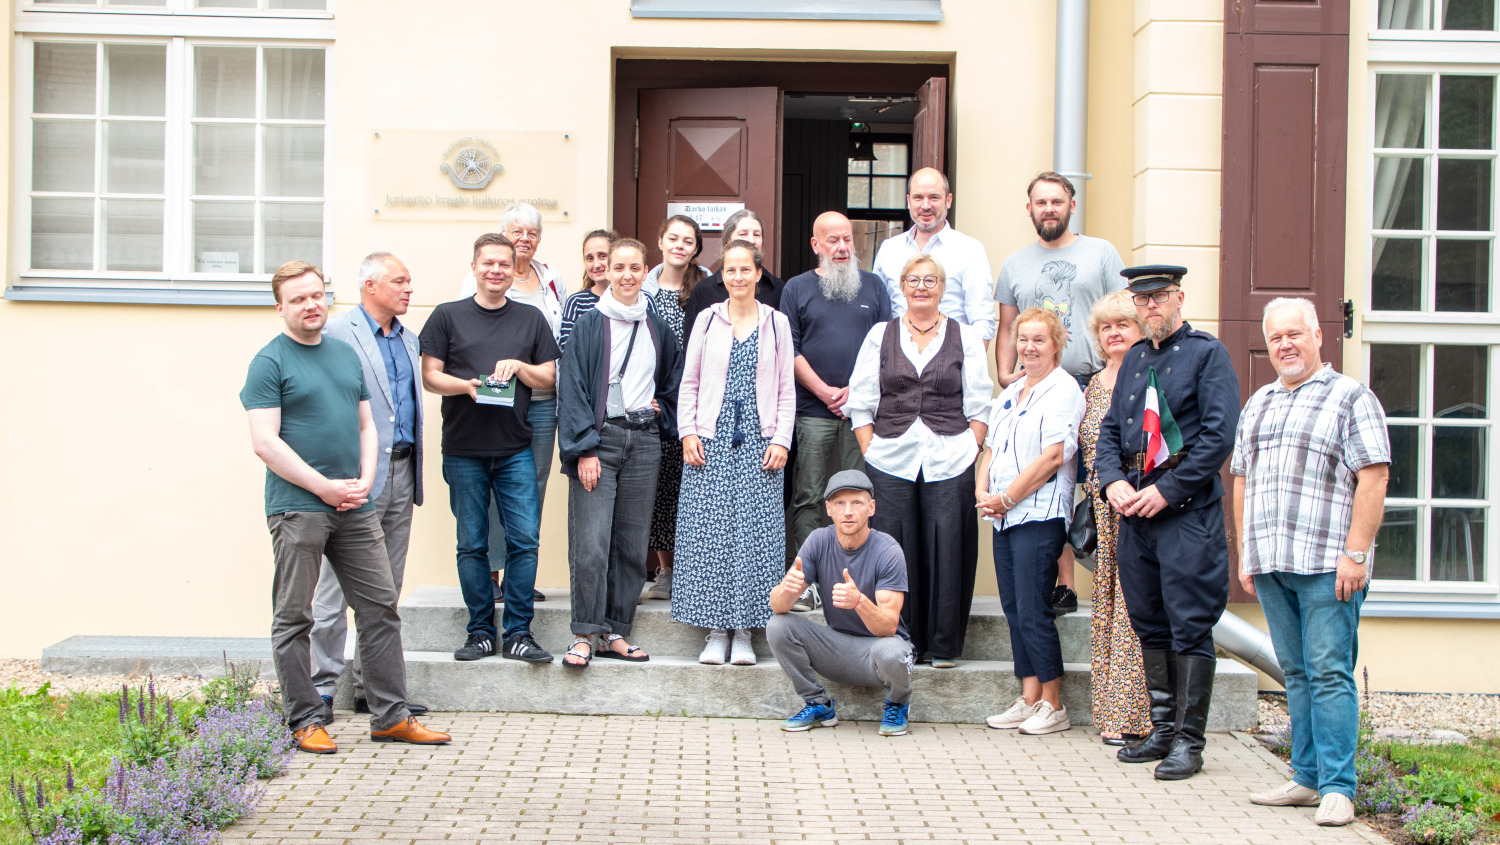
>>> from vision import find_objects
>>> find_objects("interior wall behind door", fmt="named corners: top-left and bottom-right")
top-left (780, 119), bottom-right (849, 279)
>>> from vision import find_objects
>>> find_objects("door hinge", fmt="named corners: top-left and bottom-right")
top-left (633, 119), bottom-right (640, 180)
top-left (1342, 299), bottom-right (1355, 338)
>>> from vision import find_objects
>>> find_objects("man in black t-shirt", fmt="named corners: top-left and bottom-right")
top-left (419, 233), bottom-right (561, 664)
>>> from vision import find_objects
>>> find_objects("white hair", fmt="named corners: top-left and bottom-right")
top-left (1262, 297), bottom-right (1319, 337)
top-left (358, 251), bottom-right (397, 284)
top-left (501, 202), bottom-right (543, 235)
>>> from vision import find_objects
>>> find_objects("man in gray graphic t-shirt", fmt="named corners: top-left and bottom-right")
top-left (994, 172), bottom-right (1126, 385)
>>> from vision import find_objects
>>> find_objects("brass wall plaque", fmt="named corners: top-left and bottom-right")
top-left (371, 130), bottom-right (576, 221)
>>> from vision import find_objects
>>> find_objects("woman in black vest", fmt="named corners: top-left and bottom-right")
top-left (844, 254), bottom-right (992, 668)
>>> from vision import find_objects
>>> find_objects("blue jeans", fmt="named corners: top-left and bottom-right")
top-left (992, 518), bottom-right (1065, 684)
top-left (443, 452), bottom-right (541, 642)
top-left (489, 396), bottom-right (557, 572)
top-left (1254, 571), bottom-right (1365, 800)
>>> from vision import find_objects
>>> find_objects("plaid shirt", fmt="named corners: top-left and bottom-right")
top-left (1230, 364), bottom-right (1391, 576)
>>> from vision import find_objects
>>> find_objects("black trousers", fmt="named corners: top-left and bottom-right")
top-left (868, 464), bottom-right (978, 660)
top-left (1116, 502), bottom-right (1229, 659)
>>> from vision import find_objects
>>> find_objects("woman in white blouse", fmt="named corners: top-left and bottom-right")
top-left (844, 254), bottom-right (991, 669)
top-left (978, 307), bottom-right (1086, 737)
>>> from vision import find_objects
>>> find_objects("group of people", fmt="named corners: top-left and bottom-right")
top-left (241, 170), bottom-right (1390, 829)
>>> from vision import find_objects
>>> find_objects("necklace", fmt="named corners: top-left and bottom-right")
top-left (906, 315), bottom-right (941, 335)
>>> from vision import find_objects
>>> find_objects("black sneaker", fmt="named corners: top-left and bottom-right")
top-left (502, 633), bottom-right (554, 664)
top-left (454, 634), bottom-right (496, 661)
top-left (354, 697), bottom-right (427, 717)
top-left (1050, 585), bottom-right (1079, 616)
top-left (320, 694), bottom-right (335, 725)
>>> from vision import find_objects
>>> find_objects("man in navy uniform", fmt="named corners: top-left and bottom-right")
top-left (1094, 265), bottom-right (1240, 781)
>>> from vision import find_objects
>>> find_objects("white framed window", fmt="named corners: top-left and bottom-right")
top-left (21, 0), bottom-right (330, 15)
top-left (1376, 0), bottom-right (1497, 34)
top-left (11, 6), bottom-right (331, 304)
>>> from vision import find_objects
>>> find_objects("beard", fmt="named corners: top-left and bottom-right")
top-left (1032, 211), bottom-right (1072, 242)
top-left (818, 254), bottom-right (862, 304)
top-left (1142, 309), bottom-right (1179, 342)
top-left (913, 211), bottom-right (947, 234)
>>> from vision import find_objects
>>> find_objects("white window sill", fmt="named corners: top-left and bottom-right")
top-left (1362, 598), bottom-right (1500, 619)
top-left (4, 284), bottom-right (333, 306)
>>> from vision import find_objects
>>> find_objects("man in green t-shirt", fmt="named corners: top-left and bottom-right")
top-left (241, 260), bottom-right (451, 754)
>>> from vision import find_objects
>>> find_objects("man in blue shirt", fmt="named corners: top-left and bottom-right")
top-left (309, 253), bottom-right (427, 723)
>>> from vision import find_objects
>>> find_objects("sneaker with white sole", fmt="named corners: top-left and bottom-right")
top-left (879, 700), bottom-right (910, 737)
top-left (1314, 792), bottom-right (1355, 826)
top-left (1018, 700), bottom-right (1071, 735)
top-left (791, 587), bottom-right (819, 612)
top-left (1249, 780), bottom-right (1320, 807)
top-left (730, 629), bottom-right (756, 665)
top-left (644, 567), bottom-right (672, 600)
top-left (699, 629), bottom-right (729, 665)
top-left (781, 698), bottom-right (837, 732)
top-left (986, 697), bottom-right (1039, 730)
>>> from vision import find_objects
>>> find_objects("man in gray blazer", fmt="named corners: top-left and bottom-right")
top-left (310, 252), bottom-right (427, 720)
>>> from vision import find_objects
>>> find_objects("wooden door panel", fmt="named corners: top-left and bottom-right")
top-left (1226, 0), bottom-right (1350, 36)
top-left (912, 76), bottom-right (947, 173)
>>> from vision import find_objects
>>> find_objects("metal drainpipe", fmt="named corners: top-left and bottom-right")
top-left (1054, 0), bottom-right (1090, 233)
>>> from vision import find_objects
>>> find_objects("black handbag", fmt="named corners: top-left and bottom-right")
top-left (1068, 497), bottom-right (1097, 557)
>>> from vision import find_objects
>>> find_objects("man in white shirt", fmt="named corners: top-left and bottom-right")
top-left (872, 168), bottom-right (997, 345)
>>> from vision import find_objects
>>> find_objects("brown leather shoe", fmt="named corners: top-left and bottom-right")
top-left (369, 716), bottom-right (451, 745)
top-left (293, 723), bottom-right (337, 754)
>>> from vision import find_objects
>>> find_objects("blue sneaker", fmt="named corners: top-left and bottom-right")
top-left (781, 698), bottom-right (837, 732)
top-left (879, 700), bottom-right (910, 737)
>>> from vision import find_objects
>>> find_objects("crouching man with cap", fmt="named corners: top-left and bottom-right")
top-left (767, 470), bottom-right (915, 737)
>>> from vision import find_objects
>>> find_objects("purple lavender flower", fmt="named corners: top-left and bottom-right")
top-left (65, 763), bottom-right (74, 793)
top-left (137, 691), bottom-right (146, 725)
top-left (119, 684), bottom-right (129, 725)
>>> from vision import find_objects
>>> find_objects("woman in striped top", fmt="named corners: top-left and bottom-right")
top-left (560, 229), bottom-right (617, 351)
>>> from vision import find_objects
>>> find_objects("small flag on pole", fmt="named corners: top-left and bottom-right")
top-left (1142, 367), bottom-right (1183, 473)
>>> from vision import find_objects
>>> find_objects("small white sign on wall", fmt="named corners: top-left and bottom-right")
top-left (197, 252), bottom-right (240, 273)
top-left (667, 201), bottom-right (745, 232)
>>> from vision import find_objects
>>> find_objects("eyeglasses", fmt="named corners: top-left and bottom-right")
top-left (902, 275), bottom-right (941, 289)
top-left (506, 229), bottom-right (540, 243)
top-left (1131, 289), bottom-right (1179, 306)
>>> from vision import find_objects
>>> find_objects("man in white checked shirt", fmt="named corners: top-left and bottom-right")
top-left (1230, 297), bottom-right (1390, 828)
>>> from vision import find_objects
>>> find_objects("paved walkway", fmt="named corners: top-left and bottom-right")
top-left (225, 713), bottom-right (1388, 844)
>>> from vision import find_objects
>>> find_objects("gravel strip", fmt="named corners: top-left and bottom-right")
top-left (0, 659), bottom-right (273, 701)
top-left (1259, 692), bottom-right (1500, 740)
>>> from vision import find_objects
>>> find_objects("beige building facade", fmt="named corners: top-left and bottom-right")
top-left (1, 0), bottom-right (1495, 693)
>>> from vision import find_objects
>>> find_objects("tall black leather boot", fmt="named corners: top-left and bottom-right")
top-left (1117, 649), bottom-right (1177, 763)
top-left (1154, 654), bottom-right (1215, 780)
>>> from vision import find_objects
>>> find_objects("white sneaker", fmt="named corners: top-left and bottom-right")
top-left (1249, 780), bottom-right (1320, 807)
top-left (645, 567), bottom-right (672, 601)
top-left (985, 697), bottom-right (1038, 730)
top-left (730, 629), bottom-right (756, 665)
top-left (698, 629), bottom-right (728, 665)
top-left (1018, 700), bottom-right (1071, 735)
top-left (1314, 792), bottom-right (1355, 826)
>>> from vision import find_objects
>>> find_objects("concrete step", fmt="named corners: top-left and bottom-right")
top-left (386, 650), bottom-right (1258, 731)
top-left (400, 586), bottom-right (1095, 663)
top-left (42, 635), bottom-right (277, 679)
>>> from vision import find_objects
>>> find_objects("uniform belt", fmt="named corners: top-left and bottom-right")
top-left (391, 445), bottom-right (414, 460)
top-left (605, 410), bottom-right (657, 431)
top-left (1129, 450), bottom-right (1185, 473)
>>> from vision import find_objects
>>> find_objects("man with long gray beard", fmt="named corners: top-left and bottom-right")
top-left (782, 211), bottom-right (893, 571)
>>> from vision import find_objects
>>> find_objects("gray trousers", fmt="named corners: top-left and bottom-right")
top-left (268, 508), bottom-right (409, 732)
top-left (789, 416), bottom-right (866, 559)
top-left (567, 423), bottom-right (660, 637)
top-left (766, 612), bottom-right (915, 706)
top-left (310, 454), bottom-right (416, 698)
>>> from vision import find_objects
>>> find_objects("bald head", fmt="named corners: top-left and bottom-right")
top-left (813, 211), bottom-right (851, 241)
top-left (811, 212), bottom-right (855, 268)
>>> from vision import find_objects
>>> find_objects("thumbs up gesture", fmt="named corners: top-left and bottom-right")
top-left (831, 567), bottom-right (863, 610)
top-left (781, 557), bottom-right (807, 596)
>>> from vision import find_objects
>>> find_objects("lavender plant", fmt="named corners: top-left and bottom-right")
top-left (1399, 800), bottom-right (1484, 845)
top-left (118, 678), bottom-right (186, 766)
top-left (192, 701), bottom-right (294, 780)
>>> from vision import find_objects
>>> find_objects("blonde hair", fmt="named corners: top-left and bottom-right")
top-left (1013, 306), bottom-right (1067, 367)
top-left (1086, 290), bottom-right (1141, 355)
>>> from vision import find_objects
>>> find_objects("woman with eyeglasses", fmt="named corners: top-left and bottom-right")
top-left (843, 254), bottom-right (991, 670)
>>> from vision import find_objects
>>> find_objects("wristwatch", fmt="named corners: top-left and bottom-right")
top-left (1344, 549), bottom-right (1368, 564)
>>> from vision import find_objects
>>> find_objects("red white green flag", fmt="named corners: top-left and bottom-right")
top-left (1143, 366), bottom-right (1183, 473)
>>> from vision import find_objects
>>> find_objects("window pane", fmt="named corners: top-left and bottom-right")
top-left (193, 202), bottom-right (252, 273)
top-left (1433, 344), bottom-right (1487, 418)
top-left (1374, 157), bottom-right (1424, 230)
top-left (195, 48), bottom-right (255, 119)
top-left (105, 0), bottom-right (167, 6)
top-left (263, 203), bottom-right (322, 272)
top-left (263, 126), bottom-right (323, 197)
top-left (106, 45), bottom-right (165, 117)
top-left (872, 143), bottom-right (906, 176)
top-left (1434, 239), bottom-right (1490, 312)
top-left (31, 197), bottom-right (94, 271)
top-left (849, 159), bottom-right (871, 175)
top-left (871, 176), bottom-right (906, 209)
top-left (32, 121), bottom-right (96, 193)
top-left (1373, 507), bottom-right (1419, 580)
top-left (269, 0), bottom-right (328, 8)
top-left (1388, 424), bottom-right (1420, 499)
top-left (1431, 507), bottom-right (1484, 581)
top-left (1375, 75), bottom-right (1428, 149)
top-left (1442, 0), bottom-right (1494, 30)
top-left (1370, 343), bottom-right (1421, 417)
top-left (848, 178), bottom-right (870, 209)
top-left (34, 43), bottom-right (96, 115)
top-left (104, 199), bottom-right (163, 272)
top-left (1432, 426), bottom-right (1485, 498)
top-left (195, 125), bottom-right (255, 196)
top-left (197, 0), bottom-right (256, 7)
top-left (1439, 76), bottom-right (1494, 149)
top-left (265, 49), bottom-right (325, 120)
top-left (105, 122), bottom-right (165, 194)
top-left (1437, 158), bottom-right (1491, 231)
top-left (1372, 238), bottom-right (1422, 310)
top-left (34, 0), bottom-right (93, 5)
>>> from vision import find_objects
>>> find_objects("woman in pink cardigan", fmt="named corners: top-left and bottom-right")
top-left (671, 239), bottom-right (796, 667)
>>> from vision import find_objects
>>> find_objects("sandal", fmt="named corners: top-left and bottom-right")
top-left (562, 636), bottom-right (593, 669)
top-left (596, 634), bottom-right (650, 662)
